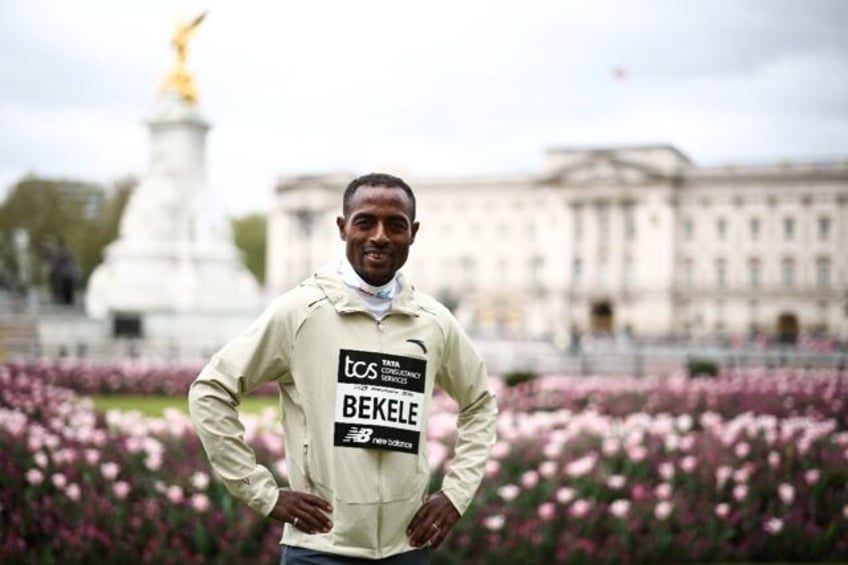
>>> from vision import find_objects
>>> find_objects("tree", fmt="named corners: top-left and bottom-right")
top-left (231, 212), bottom-right (266, 285)
top-left (0, 175), bottom-right (135, 292)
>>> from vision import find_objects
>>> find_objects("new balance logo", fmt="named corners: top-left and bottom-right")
top-left (343, 427), bottom-right (374, 443)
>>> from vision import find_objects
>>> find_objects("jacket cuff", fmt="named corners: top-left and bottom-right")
top-left (439, 485), bottom-right (471, 516)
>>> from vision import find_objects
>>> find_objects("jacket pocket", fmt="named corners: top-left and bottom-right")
top-left (331, 500), bottom-right (380, 551)
top-left (381, 451), bottom-right (430, 501)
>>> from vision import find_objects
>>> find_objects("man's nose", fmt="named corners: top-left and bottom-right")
top-left (370, 222), bottom-right (389, 243)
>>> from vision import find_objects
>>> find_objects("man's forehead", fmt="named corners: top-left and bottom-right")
top-left (349, 185), bottom-right (413, 214)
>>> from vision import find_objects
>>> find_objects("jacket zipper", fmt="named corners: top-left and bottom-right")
top-left (303, 439), bottom-right (314, 492)
top-left (376, 317), bottom-right (384, 557)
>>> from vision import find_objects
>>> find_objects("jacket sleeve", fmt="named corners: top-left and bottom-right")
top-left (435, 315), bottom-right (498, 515)
top-left (187, 295), bottom-right (297, 517)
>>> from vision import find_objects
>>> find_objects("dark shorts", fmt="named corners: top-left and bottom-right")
top-left (281, 545), bottom-right (430, 565)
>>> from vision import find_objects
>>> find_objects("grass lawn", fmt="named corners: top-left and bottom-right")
top-left (88, 395), bottom-right (278, 417)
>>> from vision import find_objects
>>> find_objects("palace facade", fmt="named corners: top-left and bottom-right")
top-left (267, 145), bottom-right (848, 342)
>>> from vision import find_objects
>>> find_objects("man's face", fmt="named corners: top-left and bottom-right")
top-left (336, 184), bottom-right (419, 286)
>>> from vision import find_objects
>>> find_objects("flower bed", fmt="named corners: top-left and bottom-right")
top-left (2, 362), bottom-right (847, 563)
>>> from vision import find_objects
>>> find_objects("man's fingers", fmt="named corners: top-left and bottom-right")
top-left (273, 489), bottom-right (334, 532)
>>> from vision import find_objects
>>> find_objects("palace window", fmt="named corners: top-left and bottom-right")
top-left (782, 258), bottom-right (795, 288)
top-left (572, 258), bottom-right (583, 286)
top-left (818, 217), bottom-right (831, 241)
top-left (716, 218), bottom-right (727, 241)
top-left (573, 206), bottom-right (583, 240)
top-left (749, 218), bottom-right (760, 241)
top-left (783, 217), bottom-right (795, 241)
top-left (597, 205), bottom-right (610, 243)
top-left (625, 209), bottom-right (636, 238)
top-left (682, 258), bottom-right (694, 288)
top-left (748, 259), bottom-right (761, 289)
top-left (816, 258), bottom-right (831, 289)
top-left (716, 258), bottom-right (727, 289)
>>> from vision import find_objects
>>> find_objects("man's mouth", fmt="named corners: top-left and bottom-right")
top-left (364, 250), bottom-right (390, 262)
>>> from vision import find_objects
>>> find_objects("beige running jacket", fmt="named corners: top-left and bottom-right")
top-left (188, 267), bottom-right (497, 559)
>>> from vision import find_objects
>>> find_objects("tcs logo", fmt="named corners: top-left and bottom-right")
top-left (344, 355), bottom-right (378, 380)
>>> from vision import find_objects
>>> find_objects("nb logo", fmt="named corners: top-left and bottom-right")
top-left (343, 427), bottom-right (374, 444)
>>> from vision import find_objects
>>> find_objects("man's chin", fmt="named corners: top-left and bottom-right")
top-left (362, 269), bottom-right (393, 287)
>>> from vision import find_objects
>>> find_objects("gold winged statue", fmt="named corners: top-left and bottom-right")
top-left (159, 11), bottom-right (207, 105)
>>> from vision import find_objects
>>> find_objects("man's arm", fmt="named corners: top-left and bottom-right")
top-left (188, 298), bottom-right (295, 516)
top-left (408, 314), bottom-right (498, 547)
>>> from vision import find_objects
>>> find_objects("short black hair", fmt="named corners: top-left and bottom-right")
top-left (343, 172), bottom-right (416, 220)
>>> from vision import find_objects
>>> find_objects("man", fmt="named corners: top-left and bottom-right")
top-left (189, 172), bottom-right (497, 564)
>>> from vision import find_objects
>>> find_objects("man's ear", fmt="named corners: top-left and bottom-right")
top-left (410, 221), bottom-right (420, 245)
top-left (336, 216), bottom-right (347, 241)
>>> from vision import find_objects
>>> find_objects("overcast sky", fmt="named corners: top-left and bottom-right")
top-left (2, 0), bottom-right (847, 215)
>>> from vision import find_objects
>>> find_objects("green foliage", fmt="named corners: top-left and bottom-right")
top-left (0, 175), bottom-right (134, 289)
top-left (687, 357), bottom-right (720, 378)
top-left (89, 394), bottom-right (274, 417)
top-left (231, 212), bottom-right (266, 284)
top-left (503, 369), bottom-right (539, 387)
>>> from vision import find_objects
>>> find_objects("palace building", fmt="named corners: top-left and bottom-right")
top-left (267, 145), bottom-right (848, 343)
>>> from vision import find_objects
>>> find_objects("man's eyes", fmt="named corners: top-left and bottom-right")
top-left (353, 219), bottom-right (408, 231)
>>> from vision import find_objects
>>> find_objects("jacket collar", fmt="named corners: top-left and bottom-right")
top-left (309, 264), bottom-right (421, 318)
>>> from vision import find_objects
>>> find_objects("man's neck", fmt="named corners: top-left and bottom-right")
top-left (338, 258), bottom-right (398, 300)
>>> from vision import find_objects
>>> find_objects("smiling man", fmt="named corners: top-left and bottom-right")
top-left (189, 172), bottom-right (498, 564)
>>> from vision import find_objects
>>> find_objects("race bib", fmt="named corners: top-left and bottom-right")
top-left (334, 349), bottom-right (426, 454)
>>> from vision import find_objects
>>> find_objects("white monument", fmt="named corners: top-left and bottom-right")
top-left (85, 12), bottom-right (262, 353)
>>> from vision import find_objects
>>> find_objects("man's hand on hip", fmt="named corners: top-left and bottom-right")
top-left (269, 489), bottom-right (333, 534)
top-left (407, 492), bottom-right (460, 548)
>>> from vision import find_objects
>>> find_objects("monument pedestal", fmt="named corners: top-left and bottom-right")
top-left (85, 92), bottom-right (263, 352)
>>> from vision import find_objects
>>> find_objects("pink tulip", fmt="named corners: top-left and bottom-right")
top-left (609, 499), bottom-right (630, 518)
top-left (606, 474), bottom-right (626, 489)
top-left (655, 482), bottom-right (672, 500)
top-left (497, 484), bottom-right (520, 502)
top-left (565, 454), bottom-right (596, 477)
top-left (778, 483), bottom-right (794, 505)
top-left (734, 442), bottom-right (751, 459)
top-left (556, 487), bottom-right (576, 505)
top-left (715, 503), bottom-right (730, 519)
top-left (521, 470), bottom-right (539, 489)
top-left (491, 441), bottom-right (510, 459)
top-left (764, 517), bottom-right (783, 534)
top-left (715, 466), bottom-right (732, 488)
top-left (166, 485), bottom-right (184, 504)
top-left (33, 452), bottom-right (48, 468)
top-left (484, 514), bottom-right (505, 531)
top-left (26, 468), bottom-right (44, 486)
top-left (101, 462), bottom-right (120, 481)
top-left (654, 501), bottom-right (673, 520)
top-left (485, 459), bottom-right (500, 478)
top-left (538, 502), bottom-right (556, 521)
top-left (113, 481), bottom-right (131, 500)
top-left (191, 493), bottom-right (211, 513)
top-left (570, 499), bottom-right (592, 518)
top-left (65, 483), bottom-right (81, 502)
top-left (51, 473), bottom-right (67, 489)
top-left (191, 471), bottom-right (210, 491)
top-left (805, 469), bottom-right (820, 485)
top-left (538, 460), bottom-right (557, 478)
top-left (84, 449), bottom-right (100, 465)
